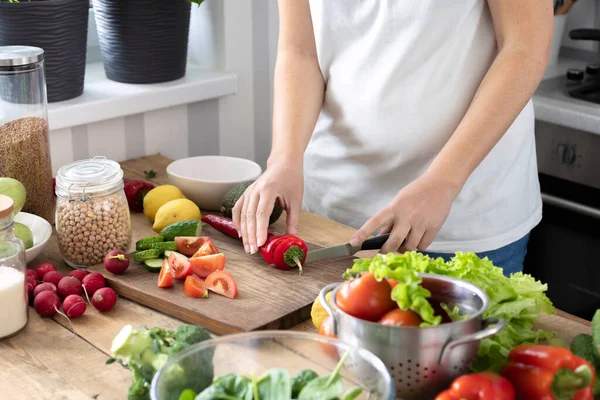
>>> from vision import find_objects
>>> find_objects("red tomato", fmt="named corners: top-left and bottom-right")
top-left (157, 260), bottom-right (173, 288)
top-left (336, 273), bottom-right (395, 322)
top-left (205, 271), bottom-right (238, 299)
top-left (175, 236), bottom-right (211, 257)
top-left (387, 278), bottom-right (398, 289)
top-left (183, 275), bottom-right (208, 298)
top-left (191, 240), bottom-right (219, 258)
top-left (168, 252), bottom-right (193, 280)
top-left (378, 308), bottom-right (423, 327)
top-left (190, 253), bottom-right (226, 279)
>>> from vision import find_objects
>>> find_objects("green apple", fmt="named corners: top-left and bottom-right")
top-left (14, 222), bottom-right (33, 249)
top-left (0, 177), bottom-right (26, 214)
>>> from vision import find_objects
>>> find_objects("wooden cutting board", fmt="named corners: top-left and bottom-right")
top-left (89, 212), bottom-right (354, 335)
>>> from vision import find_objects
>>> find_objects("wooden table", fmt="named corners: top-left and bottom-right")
top-left (0, 154), bottom-right (593, 400)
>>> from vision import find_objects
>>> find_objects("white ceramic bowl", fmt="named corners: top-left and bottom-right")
top-left (14, 212), bottom-right (53, 264)
top-left (166, 156), bottom-right (262, 211)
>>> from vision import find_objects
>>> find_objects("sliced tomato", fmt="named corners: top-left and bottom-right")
top-left (205, 270), bottom-right (238, 299)
top-left (191, 239), bottom-right (219, 258)
top-left (175, 236), bottom-right (211, 257)
top-left (183, 275), bottom-right (208, 298)
top-left (190, 253), bottom-right (226, 279)
top-left (158, 260), bottom-right (173, 288)
top-left (168, 252), bottom-right (193, 280)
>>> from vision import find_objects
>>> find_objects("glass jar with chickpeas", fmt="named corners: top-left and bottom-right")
top-left (55, 156), bottom-right (132, 269)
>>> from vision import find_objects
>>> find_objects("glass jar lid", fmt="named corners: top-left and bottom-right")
top-left (55, 156), bottom-right (124, 201)
top-left (0, 46), bottom-right (44, 68)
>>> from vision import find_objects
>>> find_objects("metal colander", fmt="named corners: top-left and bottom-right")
top-left (320, 273), bottom-right (505, 399)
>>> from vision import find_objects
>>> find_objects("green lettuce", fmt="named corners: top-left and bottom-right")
top-left (343, 251), bottom-right (556, 372)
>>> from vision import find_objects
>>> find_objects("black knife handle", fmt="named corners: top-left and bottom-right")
top-left (360, 234), bottom-right (390, 251)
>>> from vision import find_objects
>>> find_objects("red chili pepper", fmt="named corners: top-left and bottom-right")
top-left (201, 215), bottom-right (240, 239)
top-left (501, 344), bottom-right (595, 400)
top-left (259, 232), bottom-right (278, 264)
top-left (123, 178), bottom-right (154, 212)
top-left (435, 372), bottom-right (515, 400)
top-left (272, 235), bottom-right (308, 275)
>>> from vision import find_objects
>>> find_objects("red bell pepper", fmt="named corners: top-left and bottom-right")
top-left (501, 344), bottom-right (595, 400)
top-left (201, 215), bottom-right (239, 239)
top-left (123, 178), bottom-right (154, 212)
top-left (435, 372), bottom-right (515, 400)
top-left (272, 235), bottom-right (308, 275)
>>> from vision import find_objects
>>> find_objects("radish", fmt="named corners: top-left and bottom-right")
top-left (43, 271), bottom-right (63, 287)
top-left (57, 276), bottom-right (83, 299)
top-left (26, 270), bottom-right (38, 281)
top-left (34, 291), bottom-right (61, 317)
top-left (81, 273), bottom-right (106, 302)
top-left (33, 282), bottom-right (57, 298)
top-left (104, 250), bottom-right (130, 274)
top-left (34, 262), bottom-right (57, 280)
top-left (67, 269), bottom-right (88, 282)
top-left (26, 276), bottom-right (38, 299)
top-left (91, 287), bottom-right (117, 312)
top-left (62, 295), bottom-right (86, 318)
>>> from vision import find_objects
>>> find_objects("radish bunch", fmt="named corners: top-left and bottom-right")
top-left (27, 262), bottom-right (119, 322)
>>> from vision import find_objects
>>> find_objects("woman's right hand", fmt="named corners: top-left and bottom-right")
top-left (232, 160), bottom-right (304, 254)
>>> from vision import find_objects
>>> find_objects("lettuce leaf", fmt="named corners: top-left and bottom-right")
top-left (343, 251), bottom-right (556, 372)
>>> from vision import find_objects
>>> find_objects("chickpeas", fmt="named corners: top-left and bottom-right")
top-left (56, 192), bottom-right (132, 267)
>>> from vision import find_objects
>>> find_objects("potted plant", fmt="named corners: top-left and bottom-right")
top-left (0, 0), bottom-right (89, 103)
top-left (92, 0), bottom-right (204, 84)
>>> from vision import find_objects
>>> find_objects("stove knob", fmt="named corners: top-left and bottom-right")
top-left (562, 145), bottom-right (577, 165)
top-left (566, 69), bottom-right (585, 82)
top-left (586, 64), bottom-right (600, 77)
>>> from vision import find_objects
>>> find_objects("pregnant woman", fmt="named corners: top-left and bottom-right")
top-left (233, 0), bottom-right (553, 275)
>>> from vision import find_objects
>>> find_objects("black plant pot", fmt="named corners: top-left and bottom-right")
top-left (93, 0), bottom-right (191, 84)
top-left (0, 0), bottom-right (89, 103)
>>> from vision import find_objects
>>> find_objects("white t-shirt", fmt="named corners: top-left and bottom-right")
top-left (303, 0), bottom-right (542, 253)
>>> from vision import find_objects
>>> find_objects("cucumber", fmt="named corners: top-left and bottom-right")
top-left (164, 250), bottom-right (189, 260)
top-left (133, 249), bottom-right (161, 263)
top-left (136, 236), bottom-right (165, 251)
top-left (143, 258), bottom-right (164, 273)
top-left (160, 220), bottom-right (202, 241)
top-left (149, 241), bottom-right (178, 252)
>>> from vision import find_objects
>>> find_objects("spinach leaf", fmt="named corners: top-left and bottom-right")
top-left (570, 334), bottom-right (600, 396)
top-left (254, 368), bottom-right (292, 400)
top-left (291, 369), bottom-right (319, 398)
top-left (341, 387), bottom-right (363, 400)
top-left (178, 389), bottom-right (197, 400)
top-left (592, 310), bottom-right (600, 352)
top-left (196, 373), bottom-right (253, 400)
top-left (297, 351), bottom-right (350, 400)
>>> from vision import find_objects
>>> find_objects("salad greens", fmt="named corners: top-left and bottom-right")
top-left (344, 251), bottom-right (556, 372)
top-left (191, 350), bottom-right (363, 400)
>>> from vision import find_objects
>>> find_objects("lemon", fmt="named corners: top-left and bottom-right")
top-left (0, 177), bottom-right (26, 214)
top-left (152, 199), bottom-right (201, 233)
top-left (14, 222), bottom-right (33, 249)
top-left (143, 185), bottom-right (186, 223)
top-left (311, 291), bottom-right (333, 330)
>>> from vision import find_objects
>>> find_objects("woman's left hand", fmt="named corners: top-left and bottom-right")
top-left (350, 172), bottom-right (461, 253)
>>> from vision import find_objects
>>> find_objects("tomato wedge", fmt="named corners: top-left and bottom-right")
top-left (191, 239), bottom-right (219, 258)
top-left (158, 260), bottom-right (173, 288)
top-left (190, 253), bottom-right (226, 279)
top-left (168, 252), bottom-right (193, 280)
top-left (183, 275), bottom-right (208, 298)
top-left (174, 236), bottom-right (211, 257)
top-left (205, 271), bottom-right (238, 299)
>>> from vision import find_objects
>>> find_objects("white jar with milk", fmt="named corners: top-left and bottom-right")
top-left (0, 194), bottom-right (28, 339)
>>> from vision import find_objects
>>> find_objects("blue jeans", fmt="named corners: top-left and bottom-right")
top-left (423, 234), bottom-right (530, 277)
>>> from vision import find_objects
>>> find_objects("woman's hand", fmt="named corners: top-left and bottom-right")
top-left (350, 172), bottom-right (461, 253)
top-left (232, 161), bottom-right (304, 254)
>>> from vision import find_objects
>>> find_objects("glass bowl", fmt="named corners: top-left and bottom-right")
top-left (151, 331), bottom-right (395, 400)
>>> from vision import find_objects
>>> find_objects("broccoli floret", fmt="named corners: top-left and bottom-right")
top-left (110, 324), bottom-right (212, 400)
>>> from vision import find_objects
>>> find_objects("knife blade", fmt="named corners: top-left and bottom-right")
top-left (304, 234), bottom-right (390, 264)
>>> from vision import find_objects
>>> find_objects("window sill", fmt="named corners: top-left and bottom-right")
top-left (48, 62), bottom-right (237, 131)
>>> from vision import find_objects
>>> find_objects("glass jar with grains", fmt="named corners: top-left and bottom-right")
top-left (55, 156), bottom-right (132, 269)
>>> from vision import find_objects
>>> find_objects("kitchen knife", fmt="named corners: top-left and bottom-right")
top-left (304, 233), bottom-right (390, 264)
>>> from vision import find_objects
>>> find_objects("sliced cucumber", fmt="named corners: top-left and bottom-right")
top-left (149, 241), bottom-right (178, 252)
top-left (133, 249), bottom-right (162, 263)
top-left (136, 235), bottom-right (165, 251)
top-left (164, 250), bottom-right (188, 260)
top-left (143, 258), bottom-right (164, 273)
